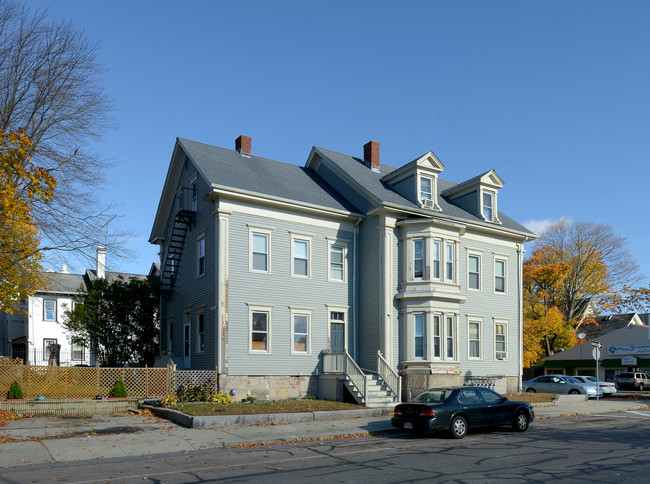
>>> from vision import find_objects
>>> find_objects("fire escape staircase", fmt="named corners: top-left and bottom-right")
top-left (160, 188), bottom-right (196, 295)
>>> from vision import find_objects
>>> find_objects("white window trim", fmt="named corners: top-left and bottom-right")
top-left (413, 238), bottom-right (426, 280)
top-left (290, 233), bottom-right (312, 279)
top-left (196, 230), bottom-right (206, 277)
top-left (432, 314), bottom-right (442, 360)
top-left (417, 173), bottom-right (441, 210)
top-left (249, 226), bottom-right (273, 274)
top-left (248, 304), bottom-right (272, 354)
top-left (495, 320), bottom-right (509, 361)
top-left (494, 256), bottom-right (508, 295)
top-left (290, 307), bottom-right (313, 355)
top-left (414, 312), bottom-right (426, 360)
top-left (481, 188), bottom-right (501, 224)
top-left (467, 250), bottom-right (482, 292)
top-left (445, 314), bottom-right (457, 361)
top-left (432, 240), bottom-right (441, 280)
top-left (444, 242), bottom-right (456, 283)
top-left (43, 299), bottom-right (57, 321)
top-left (43, 338), bottom-right (57, 360)
top-left (327, 305), bottom-right (349, 352)
top-left (468, 318), bottom-right (483, 360)
top-left (327, 239), bottom-right (348, 283)
top-left (196, 308), bottom-right (205, 354)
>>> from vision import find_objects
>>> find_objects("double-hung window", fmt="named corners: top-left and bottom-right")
top-left (191, 178), bottom-right (198, 211)
top-left (495, 258), bottom-right (506, 293)
top-left (251, 231), bottom-right (270, 273)
top-left (329, 245), bottom-right (345, 281)
top-left (292, 311), bottom-right (310, 354)
top-left (413, 239), bottom-right (425, 279)
top-left (44, 300), bottom-right (56, 321)
top-left (432, 241), bottom-right (441, 279)
top-left (414, 313), bottom-right (425, 359)
top-left (446, 316), bottom-right (455, 359)
top-left (445, 243), bottom-right (455, 282)
top-left (197, 312), bottom-right (205, 353)
top-left (469, 320), bottom-right (481, 359)
top-left (251, 310), bottom-right (270, 353)
top-left (468, 253), bottom-right (481, 291)
top-left (482, 191), bottom-right (494, 221)
top-left (420, 176), bottom-right (433, 201)
top-left (43, 339), bottom-right (57, 360)
top-left (71, 342), bottom-right (84, 361)
top-left (293, 239), bottom-right (310, 277)
top-left (432, 315), bottom-right (441, 358)
top-left (495, 322), bottom-right (507, 359)
top-left (197, 235), bottom-right (205, 276)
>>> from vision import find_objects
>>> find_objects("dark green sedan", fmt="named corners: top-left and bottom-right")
top-left (391, 387), bottom-right (534, 439)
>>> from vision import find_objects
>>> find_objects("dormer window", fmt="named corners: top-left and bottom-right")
top-left (420, 176), bottom-right (432, 202)
top-left (482, 191), bottom-right (494, 221)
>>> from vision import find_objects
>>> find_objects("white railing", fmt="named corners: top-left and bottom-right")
top-left (322, 351), bottom-right (367, 404)
top-left (377, 350), bottom-right (401, 402)
top-left (343, 352), bottom-right (367, 405)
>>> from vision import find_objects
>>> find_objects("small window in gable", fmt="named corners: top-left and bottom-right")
top-left (482, 191), bottom-right (494, 221)
top-left (418, 174), bottom-right (439, 210)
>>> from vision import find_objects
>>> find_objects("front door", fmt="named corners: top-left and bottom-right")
top-left (183, 323), bottom-right (191, 369)
top-left (331, 322), bottom-right (345, 353)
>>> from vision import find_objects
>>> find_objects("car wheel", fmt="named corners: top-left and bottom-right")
top-left (513, 411), bottom-right (529, 432)
top-left (525, 388), bottom-right (536, 393)
top-left (568, 389), bottom-right (580, 395)
top-left (640, 383), bottom-right (645, 391)
top-left (450, 415), bottom-right (468, 439)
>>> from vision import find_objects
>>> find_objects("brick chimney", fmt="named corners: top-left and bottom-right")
top-left (364, 140), bottom-right (380, 171)
top-left (235, 135), bottom-right (251, 155)
top-left (96, 246), bottom-right (106, 279)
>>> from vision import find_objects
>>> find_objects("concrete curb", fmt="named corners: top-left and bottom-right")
top-left (140, 404), bottom-right (389, 429)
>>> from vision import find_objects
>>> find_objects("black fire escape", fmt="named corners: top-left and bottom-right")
top-left (161, 187), bottom-right (196, 295)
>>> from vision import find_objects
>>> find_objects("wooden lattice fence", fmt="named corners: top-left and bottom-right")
top-left (0, 365), bottom-right (171, 399)
top-left (170, 369), bottom-right (217, 393)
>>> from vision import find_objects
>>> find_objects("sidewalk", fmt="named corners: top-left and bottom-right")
top-left (0, 398), bottom-right (648, 469)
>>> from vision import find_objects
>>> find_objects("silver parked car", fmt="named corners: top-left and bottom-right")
top-left (572, 376), bottom-right (616, 395)
top-left (523, 375), bottom-right (602, 397)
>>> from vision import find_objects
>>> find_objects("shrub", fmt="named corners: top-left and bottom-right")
top-left (7, 380), bottom-right (24, 399)
top-left (160, 394), bottom-right (179, 407)
top-left (109, 377), bottom-right (128, 398)
top-left (174, 381), bottom-right (231, 404)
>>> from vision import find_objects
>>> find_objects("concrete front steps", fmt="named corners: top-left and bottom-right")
top-left (344, 373), bottom-right (398, 408)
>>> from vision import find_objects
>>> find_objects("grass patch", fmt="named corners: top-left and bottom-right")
top-left (505, 392), bottom-right (557, 403)
top-left (170, 399), bottom-right (365, 416)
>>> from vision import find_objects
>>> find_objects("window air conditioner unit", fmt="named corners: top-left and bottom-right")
top-left (496, 351), bottom-right (507, 360)
top-left (421, 199), bottom-right (434, 209)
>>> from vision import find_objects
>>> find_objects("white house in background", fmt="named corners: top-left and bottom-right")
top-left (0, 247), bottom-right (148, 366)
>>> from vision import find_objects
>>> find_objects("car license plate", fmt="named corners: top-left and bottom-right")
top-left (404, 422), bottom-right (413, 429)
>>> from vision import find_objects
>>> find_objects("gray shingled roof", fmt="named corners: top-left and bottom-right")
top-left (40, 273), bottom-right (86, 294)
top-left (582, 313), bottom-right (641, 339)
top-left (179, 139), bottom-right (360, 214)
top-left (314, 147), bottom-right (535, 235)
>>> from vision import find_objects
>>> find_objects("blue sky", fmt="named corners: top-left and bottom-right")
top-left (30, 0), bottom-right (649, 283)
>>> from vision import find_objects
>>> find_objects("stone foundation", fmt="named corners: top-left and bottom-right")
top-left (217, 374), bottom-right (319, 402)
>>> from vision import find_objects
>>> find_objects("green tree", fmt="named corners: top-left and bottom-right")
top-left (63, 276), bottom-right (160, 367)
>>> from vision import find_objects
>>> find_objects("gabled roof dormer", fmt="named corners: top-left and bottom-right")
top-left (441, 169), bottom-right (504, 224)
top-left (381, 151), bottom-right (445, 211)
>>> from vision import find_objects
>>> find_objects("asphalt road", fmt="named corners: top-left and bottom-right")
top-left (2, 410), bottom-right (649, 483)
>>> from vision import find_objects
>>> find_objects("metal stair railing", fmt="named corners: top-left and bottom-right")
top-left (342, 352), bottom-right (367, 405)
top-left (377, 350), bottom-right (401, 402)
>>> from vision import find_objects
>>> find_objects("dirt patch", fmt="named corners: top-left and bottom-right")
top-left (504, 393), bottom-right (557, 403)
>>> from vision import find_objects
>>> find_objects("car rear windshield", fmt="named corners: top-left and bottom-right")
top-left (619, 373), bottom-right (634, 378)
top-left (412, 390), bottom-right (452, 403)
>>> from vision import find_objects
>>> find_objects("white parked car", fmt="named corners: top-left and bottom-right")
top-left (572, 376), bottom-right (616, 396)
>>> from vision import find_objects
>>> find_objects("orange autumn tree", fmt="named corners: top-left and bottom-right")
top-left (0, 128), bottom-right (56, 312)
top-left (522, 244), bottom-right (608, 366)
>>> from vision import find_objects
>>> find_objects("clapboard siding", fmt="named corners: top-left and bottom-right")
top-left (226, 209), bottom-right (354, 376)
top-left (391, 176), bottom-right (416, 204)
top-left (163, 162), bottom-right (217, 369)
top-left (358, 216), bottom-right (381, 370)
top-left (456, 232), bottom-right (520, 376)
